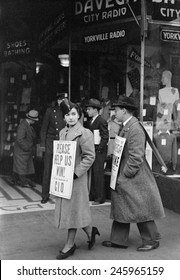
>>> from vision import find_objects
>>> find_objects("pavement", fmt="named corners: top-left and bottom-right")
top-left (0, 175), bottom-right (180, 260)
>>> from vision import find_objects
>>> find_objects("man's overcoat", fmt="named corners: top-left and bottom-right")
top-left (13, 119), bottom-right (36, 175)
top-left (40, 105), bottom-right (66, 154)
top-left (111, 117), bottom-right (165, 223)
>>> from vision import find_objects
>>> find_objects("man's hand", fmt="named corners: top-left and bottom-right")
top-left (161, 166), bottom-right (167, 174)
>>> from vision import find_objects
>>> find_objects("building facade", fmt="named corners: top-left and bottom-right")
top-left (0, 0), bottom-right (180, 191)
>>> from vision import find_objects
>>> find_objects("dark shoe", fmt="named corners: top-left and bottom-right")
top-left (29, 181), bottom-right (36, 188)
top-left (91, 201), bottom-right (101, 205)
top-left (56, 244), bottom-right (76, 260)
top-left (88, 227), bottom-right (100, 250)
top-left (21, 184), bottom-right (32, 188)
top-left (41, 198), bottom-right (49, 204)
top-left (91, 201), bottom-right (105, 205)
top-left (102, 241), bottom-right (128, 249)
top-left (137, 241), bottom-right (159, 252)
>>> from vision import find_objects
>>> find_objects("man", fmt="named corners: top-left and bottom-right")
top-left (40, 93), bottom-right (69, 203)
top-left (102, 96), bottom-right (165, 251)
top-left (13, 110), bottom-right (39, 188)
top-left (86, 98), bottom-right (109, 205)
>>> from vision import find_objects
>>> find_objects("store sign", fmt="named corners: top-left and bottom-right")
top-left (148, 0), bottom-right (180, 23)
top-left (128, 48), bottom-right (152, 68)
top-left (160, 29), bottom-right (180, 41)
top-left (84, 29), bottom-right (126, 43)
top-left (3, 40), bottom-right (31, 58)
top-left (73, 0), bottom-right (140, 25)
top-left (39, 11), bottom-right (68, 49)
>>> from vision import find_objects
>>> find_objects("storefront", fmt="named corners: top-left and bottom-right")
top-left (0, 0), bottom-right (180, 209)
top-left (64, 0), bottom-right (180, 174)
top-left (65, 0), bottom-right (180, 211)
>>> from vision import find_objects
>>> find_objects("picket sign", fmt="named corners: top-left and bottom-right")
top-left (50, 140), bottom-right (77, 199)
top-left (110, 135), bottom-right (126, 190)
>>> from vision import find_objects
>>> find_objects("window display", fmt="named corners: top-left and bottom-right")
top-left (156, 70), bottom-right (179, 131)
top-left (141, 25), bottom-right (180, 176)
top-left (154, 130), bottom-right (177, 174)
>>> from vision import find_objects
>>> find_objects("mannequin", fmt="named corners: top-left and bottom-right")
top-left (158, 70), bottom-right (179, 105)
top-left (156, 70), bottom-right (179, 131)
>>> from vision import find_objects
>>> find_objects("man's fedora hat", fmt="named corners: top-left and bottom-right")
top-left (85, 98), bottom-right (102, 109)
top-left (26, 110), bottom-right (39, 121)
top-left (112, 96), bottom-right (138, 110)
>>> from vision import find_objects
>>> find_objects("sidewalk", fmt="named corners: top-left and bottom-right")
top-left (1, 206), bottom-right (180, 260)
top-left (1, 175), bottom-right (180, 260)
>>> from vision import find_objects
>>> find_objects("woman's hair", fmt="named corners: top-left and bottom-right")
top-left (67, 102), bottom-right (82, 119)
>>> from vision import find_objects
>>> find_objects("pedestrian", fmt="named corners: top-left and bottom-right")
top-left (40, 92), bottom-right (69, 204)
top-left (86, 98), bottom-right (109, 205)
top-left (102, 96), bottom-right (165, 251)
top-left (12, 110), bottom-right (39, 188)
top-left (55, 103), bottom-right (100, 260)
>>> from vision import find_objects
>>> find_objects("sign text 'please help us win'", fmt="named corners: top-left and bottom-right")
top-left (50, 141), bottom-right (77, 199)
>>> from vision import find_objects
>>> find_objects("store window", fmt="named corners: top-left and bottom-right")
top-left (143, 23), bottom-right (180, 176)
top-left (0, 60), bottom-right (61, 175)
top-left (69, 0), bottom-right (180, 179)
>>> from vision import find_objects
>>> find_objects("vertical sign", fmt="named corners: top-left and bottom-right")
top-left (110, 135), bottom-right (126, 190)
top-left (50, 140), bottom-right (77, 199)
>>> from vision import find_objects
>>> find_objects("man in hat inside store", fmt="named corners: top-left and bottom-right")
top-left (102, 96), bottom-right (165, 251)
top-left (12, 109), bottom-right (39, 188)
top-left (40, 92), bottom-right (70, 203)
top-left (86, 98), bottom-right (109, 205)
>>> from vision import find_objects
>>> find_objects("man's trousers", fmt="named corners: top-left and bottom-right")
top-left (110, 220), bottom-right (160, 246)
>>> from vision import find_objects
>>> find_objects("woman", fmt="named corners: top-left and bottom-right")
top-left (55, 103), bottom-right (100, 259)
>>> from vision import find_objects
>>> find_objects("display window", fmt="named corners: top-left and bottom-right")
top-left (143, 23), bottom-right (180, 176)
top-left (0, 60), bottom-right (63, 175)
top-left (66, 0), bottom-right (180, 179)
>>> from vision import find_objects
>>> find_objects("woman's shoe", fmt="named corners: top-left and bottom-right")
top-left (56, 244), bottom-right (76, 260)
top-left (88, 227), bottom-right (100, 250)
